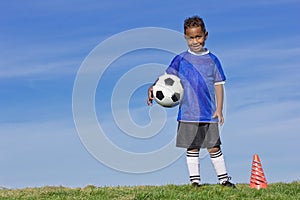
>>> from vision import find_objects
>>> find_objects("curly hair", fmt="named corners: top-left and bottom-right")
top-left (184, 16), bottom-right (207, 35)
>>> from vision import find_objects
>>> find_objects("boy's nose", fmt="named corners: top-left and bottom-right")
top-left (192, 39), bottom-right (199, 44)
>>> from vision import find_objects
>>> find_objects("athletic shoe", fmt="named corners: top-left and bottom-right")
top-left (221, 180), bottom-right (236, 188)
top-left (191, 182), bottom-right (201, 187)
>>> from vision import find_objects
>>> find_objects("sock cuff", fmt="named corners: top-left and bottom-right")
top-left (187, 150), bottom-right (199, 157)
top-left (209, 149), bottom-right (223, 158)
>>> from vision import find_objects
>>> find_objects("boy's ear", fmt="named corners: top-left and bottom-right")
top-left (205, 31), bottom-right (208, 40)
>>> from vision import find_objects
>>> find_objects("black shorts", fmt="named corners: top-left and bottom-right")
top-left (176, 121), bottom-right (221, 149)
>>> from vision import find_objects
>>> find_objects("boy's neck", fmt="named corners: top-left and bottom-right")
top-left (188, 48), bottom-right (209, 56)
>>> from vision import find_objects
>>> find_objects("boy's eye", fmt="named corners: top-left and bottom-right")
top-left (186, 35), bottom-right (203, 40)
top-left (194, 35), bottom-right (203, 39)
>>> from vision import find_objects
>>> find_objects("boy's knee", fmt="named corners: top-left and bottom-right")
top-left (207, 146), bottom-right (220, 153)
top-left (187, 148), bottom-right (199, 152)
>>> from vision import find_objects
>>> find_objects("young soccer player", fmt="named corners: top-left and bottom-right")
top-left (147, 16), bottom-right (235, 188)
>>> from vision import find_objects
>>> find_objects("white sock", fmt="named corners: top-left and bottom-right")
top-left (186, 150), bottom-right (200, 184)
top-left (210, 149), bottom-right (229, 184)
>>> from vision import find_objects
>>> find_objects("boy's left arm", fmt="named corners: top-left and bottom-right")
top-left (213, 84), bottom-right (224, 125)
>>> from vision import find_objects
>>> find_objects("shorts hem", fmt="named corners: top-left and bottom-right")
top-left (176, 143), bottom-right (222, 149)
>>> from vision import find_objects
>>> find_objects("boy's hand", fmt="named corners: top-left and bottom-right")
top-left (147, 86), bottom-right (154, 106)
top-left (213, 111), bottom-right (224, 125)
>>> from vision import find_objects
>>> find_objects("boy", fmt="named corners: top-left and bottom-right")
top-left (147, 16), bottom-right (235, 188)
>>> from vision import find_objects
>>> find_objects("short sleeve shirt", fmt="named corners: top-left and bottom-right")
top-left (165, 49), bottom-right (226, 122)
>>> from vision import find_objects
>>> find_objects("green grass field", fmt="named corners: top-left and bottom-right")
top-left (0, 182), bottom-right (299, 200)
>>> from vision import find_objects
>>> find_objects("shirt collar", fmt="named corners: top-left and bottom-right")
top-left (188, 48), bottom-right (209, 56)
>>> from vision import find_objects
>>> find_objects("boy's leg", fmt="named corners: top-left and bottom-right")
top-left (208, 146), bottom-right (231, 184)
top-left (186, 148), bottom-right (200, 185)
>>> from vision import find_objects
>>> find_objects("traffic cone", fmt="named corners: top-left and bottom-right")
top-left (250, 154), bottom-right (268, 189)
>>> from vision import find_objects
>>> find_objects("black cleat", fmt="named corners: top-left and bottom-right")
top-left (191, 182), bottom-right (201, 187)
top-left (221, 180), bottom-right (236, 188)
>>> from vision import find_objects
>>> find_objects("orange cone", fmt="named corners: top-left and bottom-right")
top-left (250, 154), bottom-right (268, 189)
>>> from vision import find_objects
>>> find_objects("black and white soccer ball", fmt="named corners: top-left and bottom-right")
top-left (153, 74), bottom-right (184, 108)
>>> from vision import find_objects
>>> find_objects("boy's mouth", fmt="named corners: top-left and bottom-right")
top-left (191, 45), bottom-right (202, 50)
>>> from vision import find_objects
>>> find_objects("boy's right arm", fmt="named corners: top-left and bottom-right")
top-left (147, 86), bottom-right (154, 106)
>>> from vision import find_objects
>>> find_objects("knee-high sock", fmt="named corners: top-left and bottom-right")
top-left (210, 149), bottom-right (229, 184)
top-left (186, 150), bottom-right (200, 184)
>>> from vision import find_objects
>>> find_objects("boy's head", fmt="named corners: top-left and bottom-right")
top-left (184, 16), bottom-right (207, 35)
top-left (184, 16), bottom-right (208, 53)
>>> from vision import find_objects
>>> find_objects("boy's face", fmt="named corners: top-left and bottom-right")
top-left (185, 26), bottom-right (208, 53)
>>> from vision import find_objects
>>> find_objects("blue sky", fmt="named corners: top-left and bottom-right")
top-left (1, 0), bottom-right (300, 188)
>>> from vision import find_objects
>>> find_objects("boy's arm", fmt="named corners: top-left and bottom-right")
top-left (147, 86), bottom-right (154, 106)
top-left (213, 84), bottom-right (224, 125)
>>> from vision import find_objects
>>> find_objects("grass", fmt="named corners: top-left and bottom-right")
top-left (0, 182), bottom-right (299, 200)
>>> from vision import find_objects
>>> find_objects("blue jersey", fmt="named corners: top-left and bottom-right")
top-left (165, 50), bottom-right (226, 123)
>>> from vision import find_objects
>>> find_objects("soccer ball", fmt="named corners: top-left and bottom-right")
top-left (153, 74), bottom-right (184, 107)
